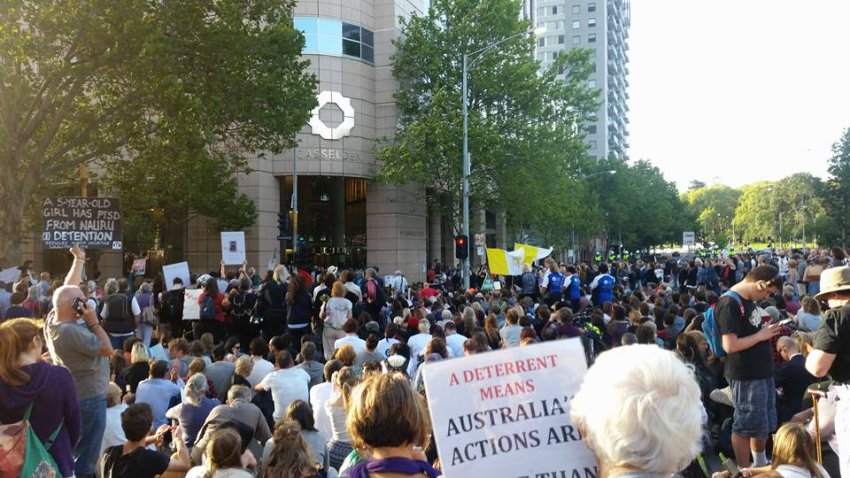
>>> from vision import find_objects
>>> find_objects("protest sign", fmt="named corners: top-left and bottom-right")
top-left (423, 339), bottom-right (597, 478)
top-left (183, 289), bottom-right (202, 320)
top-left (132, 258), bottom-right (146, 276)
top-left (221, 231), bottom-right (246, 265)
top-left (41, 197), bottom-right (122, 250)
top-left (162, 262), bottom-right (191, 289)
top-left (0, 267), bottom-right (22, 284)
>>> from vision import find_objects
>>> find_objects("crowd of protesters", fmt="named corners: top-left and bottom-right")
top-left (1, 243), bottom-right (849, 478)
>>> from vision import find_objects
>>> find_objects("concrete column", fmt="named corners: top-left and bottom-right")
top-left (428, 206), bottom-right (443, 266)
top-left (366, 183), bottom-right (427, 282)
top-left (496, 210), bottom-right (508, 249)
top-left (332, 176), bottom-right (346, 265)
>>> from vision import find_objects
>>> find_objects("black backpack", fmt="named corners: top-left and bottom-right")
top-left (229, 292), bottom-right (255, 324)
top-left (104, 294), bottom-right (134, 334)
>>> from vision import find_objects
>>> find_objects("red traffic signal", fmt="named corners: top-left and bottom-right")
top-left (455, 235), bottom-right (469, 259)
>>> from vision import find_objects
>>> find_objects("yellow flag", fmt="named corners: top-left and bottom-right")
top-left (514, 243), bottom-right (553, 265)
top-left (486, 248), bottom-right (526, 275)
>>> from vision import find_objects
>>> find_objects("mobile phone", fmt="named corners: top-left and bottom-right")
top-left (719, 453), bottom-right (739, 476)
top-left (778, 318), bottom-right (793, 326)
top-left (72, 297), bottom-right (86, 316)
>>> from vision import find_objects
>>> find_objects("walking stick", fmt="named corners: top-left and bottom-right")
top-left (811, 390), bottom-right (823, 464)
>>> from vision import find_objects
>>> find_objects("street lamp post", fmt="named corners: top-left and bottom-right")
top-left (461, 26), bottom-right (545, 289)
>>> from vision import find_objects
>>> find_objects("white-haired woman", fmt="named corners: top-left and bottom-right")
top-left (166, 373), bottom-right (221, 449)
top-left (571, 344), bottom-right (704, 477)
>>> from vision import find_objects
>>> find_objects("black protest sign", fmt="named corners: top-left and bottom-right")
top-left (41, 197), bottom-right (123, 250)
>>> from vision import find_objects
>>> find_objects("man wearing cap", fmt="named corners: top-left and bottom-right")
top-left (716, 265), bottom-right (783, 468)
top-left (805, 265), bottom-right (850, 478)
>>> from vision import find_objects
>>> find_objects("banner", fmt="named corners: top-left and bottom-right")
top-left (422, 339), bottom-right (597, 478)
top-left (221, 231), bottom-right (246, 265)
top-left (486, 248), bottom-right (525, 276)
top-left (514, 243), bottom-right (553, 265)
top-left (162, 262), bottom-right (191, 289)
top-left (183, 289), bottom-right (202, 320)
top-left (41, 197), bottom-right (122, 250)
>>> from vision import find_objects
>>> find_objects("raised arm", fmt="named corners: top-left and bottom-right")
top-left (64, 244), bottom-right (85, 286)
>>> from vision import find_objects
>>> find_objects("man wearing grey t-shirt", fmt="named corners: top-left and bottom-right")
top-left (45, 245), bottom-right (113, 478)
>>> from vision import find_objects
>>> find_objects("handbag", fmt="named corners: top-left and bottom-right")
top-left (0, 402), bottom-right (63, 478)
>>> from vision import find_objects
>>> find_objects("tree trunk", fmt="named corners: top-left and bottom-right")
top-left (0, 201), bottom-right (26, 267)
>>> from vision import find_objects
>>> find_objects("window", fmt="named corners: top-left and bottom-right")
top-left (591, 63), bottom-right (597, 72)
top-left (588, 3), bottom-right (596, 12)
top-left (558, 34), bottom-right (565, 44)
top-left (552, 6), bottom-right (558, 14)
top-left (556, 20), bottom-right (564, 29)
top-left (537, 52), bottom-right (546, 61)
top-left (572, 5), bottom-right (580, 14)
top-left (552, 51), bottom-right (559, 60)
top-left (294, 17), bottom-right (375, 63)
top-left (588, 79), bottom-right (596, 87)
top-left (572, 20), bottom-right (580, 29)
top-left (588, 125), bottom-right (597, 134)
top-left (538, 37), bottom-right (545, 47)
top-left (588, 18), bottom-right (596, 27)
top-left (537, 7), bottom-right (547, 17)
top-left (572, 35), bottom-right (580, 45)
top-left (588, 33), bottom-right (596, 43)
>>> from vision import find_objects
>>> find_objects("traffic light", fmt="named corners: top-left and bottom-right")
top-left (277, 213), bottom-right (291, 239)
top-left (455, 235), bottom-right (469, 259)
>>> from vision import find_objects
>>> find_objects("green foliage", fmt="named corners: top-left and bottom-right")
top-left (597, 157), bottom-right (687, 249)
top-left (0, 0), bottom-right (317, 264)
top-left (825, 128), bottom-right (850, 247)
top-left (683, 184), bottom-right (741, 242)
top-left (377, 0), bottom-right (598, 231)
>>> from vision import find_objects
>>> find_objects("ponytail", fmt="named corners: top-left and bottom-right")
top-left (0, 318), bottom-right (42, 386)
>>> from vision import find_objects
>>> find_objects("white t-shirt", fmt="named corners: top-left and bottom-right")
top-left (100, 404), bottom-right (128, 456)
top-left (246, 357), bottom-right (275, 388)
top-left (445, 333), bottom-right (467, 358)
top-left (310, 382), bottom-right (333, 440)
top-left (375, 337), bottom-right (400, 358)
top-left (774, 464), bottom-right (830, 478)
top-left (333, 335), bottom-right (366, 354)
top-left (258, 367), bottom-right (311, 421)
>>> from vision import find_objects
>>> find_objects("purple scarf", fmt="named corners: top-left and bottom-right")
top-left (346, 457), bottom-right (441, 478)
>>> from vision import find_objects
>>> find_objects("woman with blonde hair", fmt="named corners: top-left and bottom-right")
top-left (333, 344), bottom-right (357, 368)
top-left (122, 341), bottom-right (150, 394)
top-left (263, 419), bottom-right (319, 478)
top-left (201, 427), bottom-right (252, 478)
top-left (325, 366), bottom-right (358, 471)
top-left (321, 281), bottom-right (354, 360)
top-left (344, 373), bottom-right (438, 477)
top-left (717, 422), bottom-right (830, 478)
top-left (0, 318), bottom-right (81, 477)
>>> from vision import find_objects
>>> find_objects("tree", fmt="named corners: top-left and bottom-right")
top-left (683, 184), bottom-right (741, 243)
top-left (733, 182), bottom-right (775, 243)
top-left (377, 0), bottom-right (598, 232)
top-left (596, 157), bottom-right (686, 250)
top-left (0, 0), bottom-right (317, 265)
top-left (826, 127), bottom-right (850, 247)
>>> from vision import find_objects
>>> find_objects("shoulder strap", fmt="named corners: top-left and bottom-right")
top-left (21, 402), bottom-right (63, 450)
top-left (722, 291), bottom-right (746, 316)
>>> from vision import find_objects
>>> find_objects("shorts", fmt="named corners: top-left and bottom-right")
top-left (729, 377), bottom-right (776, 439)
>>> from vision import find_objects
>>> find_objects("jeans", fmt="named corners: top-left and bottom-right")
top-left (75, 394), bottom-right (106, 478)
top-left (137, 323), bottom-right (154, 349)
top-left (108, 333), bottom-right (132, 351)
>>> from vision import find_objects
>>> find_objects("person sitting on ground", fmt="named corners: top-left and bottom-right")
top-left (166, 373), bottom-right (221, 449)
top-left (187, 427), bottom-right (254, 478)
top-left (295, 342), bottom-right (324, 390)
top-left (99, 403), bottom-right (190, 478)
top-left (101, 382), bottom-right (128, 457)
top-left (135, 359), bottom-right (182, 429)
top-left (571, 344), bottom-right (703, 478)
top-left (255, 351), bottom-right (311, 422)
top-left (262, 419), bottom-right (321, 478)
top-left (326, 367), bottom-right (358, 471)
top-left (343, 373), bottom-right (439, 477)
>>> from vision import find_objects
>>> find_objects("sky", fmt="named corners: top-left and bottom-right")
top-left (627, 1), bottom-right (850, 192)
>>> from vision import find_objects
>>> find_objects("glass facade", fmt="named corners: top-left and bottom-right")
top-left (294, 17), bottom-right (375, 63)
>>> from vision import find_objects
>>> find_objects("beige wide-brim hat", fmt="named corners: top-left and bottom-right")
top-left (815, 266), bottom-right (850, 300)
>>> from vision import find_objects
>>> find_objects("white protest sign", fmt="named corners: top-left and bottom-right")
top-left (423, 339), bottom-right (597, 478)
top-left (221, 231), bottom-right (246, 265)
top-left (0, 266), bottom-right (22, 284)
top-left (182, 289), bottom-right (202, 320)
top-left (162, 262), bottom-right (191, 289)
